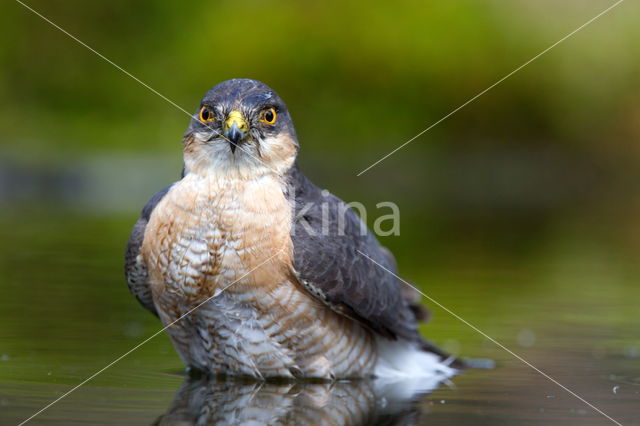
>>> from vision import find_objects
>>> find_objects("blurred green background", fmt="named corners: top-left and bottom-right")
top-left (1, 1), bottom-right (639, 424)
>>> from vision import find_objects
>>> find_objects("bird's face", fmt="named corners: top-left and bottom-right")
top-left (183, 79), bottom-right (299, 178)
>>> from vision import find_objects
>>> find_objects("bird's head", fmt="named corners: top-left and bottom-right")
top-left (183, 79), bottom-right (299, 178)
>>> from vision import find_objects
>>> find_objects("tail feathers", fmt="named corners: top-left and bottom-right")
top-left (418, 338), bottom-right (468, 370)
top-left (374, 338), bottom-right (458, 381)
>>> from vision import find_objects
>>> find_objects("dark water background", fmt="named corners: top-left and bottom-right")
top-left (0, 201), bottom-right (638, 425)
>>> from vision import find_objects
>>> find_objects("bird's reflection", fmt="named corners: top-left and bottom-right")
top-left (156, 373), bottom-right (450, 426)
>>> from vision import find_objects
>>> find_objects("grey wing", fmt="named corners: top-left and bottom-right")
top-left (286, 166), bottom-right (423, 342)
top-left (124, 184), bottom-right (173, 317)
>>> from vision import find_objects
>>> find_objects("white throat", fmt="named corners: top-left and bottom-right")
top-left (184, 134), bottom-right (296, 181)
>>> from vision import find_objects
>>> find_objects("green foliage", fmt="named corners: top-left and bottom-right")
top-left (1, 0), bottom-right (639, 159)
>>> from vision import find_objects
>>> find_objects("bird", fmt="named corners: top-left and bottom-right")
top-left (125, 78), bottom-right (459, 380)
top-left (157, 371), bottom-right (443, 425)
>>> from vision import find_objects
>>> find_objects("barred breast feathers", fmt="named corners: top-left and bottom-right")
top-left (140, 170), bottom-right (294, 303)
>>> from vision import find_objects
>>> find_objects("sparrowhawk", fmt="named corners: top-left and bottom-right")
top-left (125, 79), bottom-right (458, 380)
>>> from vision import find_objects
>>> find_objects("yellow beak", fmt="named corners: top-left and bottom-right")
top-left (223, 110), bottom-right (249, 151)
top-left (224, 110), bottom-right (249, 133)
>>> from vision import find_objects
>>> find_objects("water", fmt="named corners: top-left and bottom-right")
top-left (1, 213), bottom-right (638, 425)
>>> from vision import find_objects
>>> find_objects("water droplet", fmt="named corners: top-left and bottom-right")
top-left (378, 397), bottom-right (387, 408)
top-left (517, 329), bottom-right (536, 347)
top-left (623, 345), bottom-right (640, 359)
top-left (0, 354), bottom-right (9, 361)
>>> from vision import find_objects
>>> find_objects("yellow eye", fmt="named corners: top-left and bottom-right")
top-left (199, 106), bottom-right (215, 122)
top-left (260, 107), bottom-right (277, 124)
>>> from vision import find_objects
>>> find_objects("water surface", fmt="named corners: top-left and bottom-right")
top-left (0, 213), bottom-right (638, 425)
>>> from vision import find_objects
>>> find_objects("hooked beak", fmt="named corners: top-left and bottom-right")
top-left (224, 110), bottom-right (248, 153)
top-left (225, 123), bottom-right (243, 153)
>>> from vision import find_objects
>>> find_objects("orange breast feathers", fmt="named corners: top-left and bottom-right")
top-left (140, 173), bottom-right (294, 301)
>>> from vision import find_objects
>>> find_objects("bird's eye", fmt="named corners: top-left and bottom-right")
top-left (199, 106), bottom-right (215, 123)
top-left (260, 108), bottom-right (277, 125)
